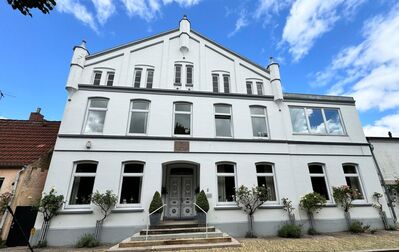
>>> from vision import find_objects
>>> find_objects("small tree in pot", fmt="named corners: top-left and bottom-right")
top-left (332, 185), bottom-right (360, 229)
top-left (149, 191), bottom-right (163, 226)
top-left (299, 192), bottom-right (326, 234)
top-left (195, 190), bottom-right (209, 225)
top-left (91, 190), bottom-right (117, 241)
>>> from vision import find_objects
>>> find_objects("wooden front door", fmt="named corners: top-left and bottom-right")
top-left (167, 175), bottom-right (195, 219)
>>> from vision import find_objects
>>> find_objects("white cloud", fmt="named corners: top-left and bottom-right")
top-left (255, 0), bottom-right (292, 20)
top-left (363, 112), bottom-right (399, 137)
top-left (121, 0), bottom-right (160, 21)
top-left (282, 0), bottom-right (364, 62)
top-left (228, 11), bottom-right (249, 37)
top-left (91, 0), bottom-right (116, 24)
top-left (162, 0), bottom-right (201, 7)
top-left (57, 0), bottom-right (98, 31)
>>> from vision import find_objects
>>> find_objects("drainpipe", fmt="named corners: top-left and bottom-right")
top-left (368, 143), bottom-right (397, 223)
top-left (0, 165), bottom-right (26, 233)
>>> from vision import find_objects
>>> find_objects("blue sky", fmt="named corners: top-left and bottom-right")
top-left (0, 0), bottom-right (398, 136)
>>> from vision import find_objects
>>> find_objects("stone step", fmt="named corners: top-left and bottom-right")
top-left (140, 226), bottom-right (215, 235)
top-left (132, 230), bottom-right (224, 241)
top-left (150, 223), bottom-right (201, 229)
top-left (119, 236), bottom-right (232, 248)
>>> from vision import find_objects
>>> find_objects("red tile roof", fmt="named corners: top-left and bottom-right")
top-left (0, 119), bottom-right (60, 167)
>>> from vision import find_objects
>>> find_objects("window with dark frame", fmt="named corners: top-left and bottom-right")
top-left (146, 69), bottom-right (154, 88)
top-left (212, 74), bottom-right (219, 93)
top-left (217, 164), bottom-right (236, 202)
top-left (174, 64), bottom-right (182, 85)
top-left (343, 164), bottom-right (364, 199)
top-left (256, 82), bottom-right (263, 95)
top-left (69, 163), bottom-right (97, 205)
top-left (129, 100), bottom-right (150, 134)
top-left (93, 71), bottom-right (102, 86)
top-left (223, 74), bottom-right (230, 93)
top-left (246, 81), bottom-right (252, 94)
top-left (134, 68), bottom-right (142, 88)
top-left (308, 164), bottom-right (330, 200)
top-left (186, 65), bottom-right (193, 86)
top-left (174, 103), bottom-right (192, 135)
top-left (119, 163), bottom-right (144, 204)
top-left (256, 164), bottom-right (277, 201)
top-left (106, 72), bottom-right (115, 86)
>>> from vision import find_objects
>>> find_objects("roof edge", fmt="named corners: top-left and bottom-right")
top-left (283, 92), bottom-right (355, 104)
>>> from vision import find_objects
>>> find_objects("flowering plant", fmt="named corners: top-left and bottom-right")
top-left (332, 185), bottom-right (361, 212)
top-left (299, 192), bottom-right (326, 214)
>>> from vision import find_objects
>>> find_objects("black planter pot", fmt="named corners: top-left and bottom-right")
top-left (197, 212), bottom-right (207, 225)
top-left (150, 213), bottom-right (161, 226)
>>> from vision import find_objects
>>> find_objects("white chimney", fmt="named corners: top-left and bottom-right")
top-left (267, 57), bottom-right (284, 102)
top-left (179, 15), bottom-right (190, 54)
top-left (66, 40), bottom-right (89, 97)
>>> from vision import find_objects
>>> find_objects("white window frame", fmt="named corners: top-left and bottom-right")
top-left (117, 162), bottom-right (145, 209)
top-left (223, 74), bottom-right (230, 93)
top-left (133, 68), bottom-right (143, 88)
top-left (66, 161), bottom-right (97, 209)
top-left (289, 106), bottom-right (346, 136)
top-left (127, 99), bottom-right (150, 135)
top-left (172, 102), bottom-right (193, 136)
top-left (256, 82), bottom-right (264, 95)
top-left (343, 163), bottom-right (367, 203)
top-left (214, 104), bottom-right (233, 138)
top-left (250, 106), bottom-right (269, 138)
top-left (93, 71), bottom-right (102, 86)
top-left (246, 81), bottom-right (253, 94)
top-left (212, 74), bottom-right (219, 93)
top-left (145, 68), bottom-right (154, 88)
top-left (308, 163), bottom-right (332, 203)
top-left (106, 71), bottom-right (115, 86)
top-left (186, 65), bottom-right (193, 86)
top-left (82, 98), bottom-right (109, 134)
top-left (256, 162), bottom-right (278, 204)
top-left (174, 64), bottom-right (182, 85)
top-left (216, 162), bottom-right (237, 206)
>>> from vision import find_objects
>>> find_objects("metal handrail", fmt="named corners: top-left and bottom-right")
top-left (194, 203), bottom-right (208, 238)
top-left (145, 204), bottom-right (166, 241)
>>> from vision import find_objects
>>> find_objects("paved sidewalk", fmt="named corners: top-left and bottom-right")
top-left (2, 230), bottom-right (399, 251)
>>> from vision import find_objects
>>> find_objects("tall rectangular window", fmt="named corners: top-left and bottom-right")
top-left (69, 163), bottom-right (97, 205)
top-left (308, 164), bottom-right (330, 200)
top-left (129, 100), bottom-right (149, 134)
top-left (217, 164), bottom-right (236, 202)
top-left (174, 103), bottom-right (192, 135)
top-left (93, 71), bottom-right (102, 86)
top-left (119, 163), bottom-right (144, 204)
top-left (174, 65), bottom-right (182, 85)
top-left (343, 164), bottom-right (364, 199)
top-left (246, 81), bottom-right (252, 94)
top-left (106, 72), bottom-right (115, 86)
top-left (223, 75), bottom-right (230, 93)
top-left (83, 98), bottom-right (108, 133)
top-left (134, 68), bottom-right (142, 88)
top-left (212, 74), bottom-right (219, 93)
top-left (146, 69), bottom-right (154, 88)
top-left (256, 82), bottom-right (263, 95)
top-left (256, 164), bottom-right (277, 201)
top-left (186, 65), bottom-right (193, 86)
top-left (214, 104), bottom-right (232, 137)
top-left (250, 106), bottom-right (268, 137)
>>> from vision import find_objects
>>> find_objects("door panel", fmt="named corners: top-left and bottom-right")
top-left (181, 177), bottom-right (194, 217)
top-left (167, 175), bottom-right (195, 219)
top-left (167, 176), bottom-right (181, 218)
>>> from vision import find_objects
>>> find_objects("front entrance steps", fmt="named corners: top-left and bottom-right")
top-left (107, 220), bottom-right (241, 251)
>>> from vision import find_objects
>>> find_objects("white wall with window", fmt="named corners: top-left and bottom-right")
top-left (67, 162), bottom-right (97, 207)
top-left (118, 162), bottom-right (144, 207)
top-left (245, 79), bottom-right (264, 95)
top-left (308, 163), bottom-right (331, 201)
top-left (214, 104), bottom-right (233, 137)
top-left (211, 71), bottom-right (230, 93)
top-left (256, 163), bottom-right (277, 202)
top-left (343, 164), bottom-right (365, 200)
top-left (173, 102), bottom-right (192, 135)
top-left (250, 106), bottom-right (268, 137)
top-left (173, 62), bottom-right (194, 89)
top-left (83, 98), bottom-right (109, 134)
top-left (132, 65), bottom-right (155, 88)
top-left (216, 163), bottom-right (236, 204)
top-left (128, 100), bottom-right (150, 134)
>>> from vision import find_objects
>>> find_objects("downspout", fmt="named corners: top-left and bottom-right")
top-left (368, 142), bottom-right (397, 223)
top-left (0, 165), bottom-right (26, 232)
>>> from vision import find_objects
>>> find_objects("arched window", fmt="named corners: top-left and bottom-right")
top-left (83, 98), bottom-right (109, 133)
top-left (250, 106), bottom-right (268, 137)
top-left (343, 164), bottom-right (365, 200)
top-left (214, 104), bottom-right (233, 137)
top-left (68, 162), bottom-right (97, 205)
top-left (216, 162), bottom-right (236, 203)
top-left (173, 102), bottom-right (192, 135)
top-left (256, 163), bottom-right (277, 201)
top-left (308, 163), bottom-right (331, 200)
top-left (128, 100), bottom-right (150, 134)
top-left (119, 162), bottom-right (145, 205)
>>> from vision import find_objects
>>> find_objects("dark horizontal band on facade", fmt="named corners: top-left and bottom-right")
top-left (58, 133), bottom-right (369, 146)
top-left (78, 85), bottom-right (355, 105)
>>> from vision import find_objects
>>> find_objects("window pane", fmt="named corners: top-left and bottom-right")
top-left (257, 176), bottom-right (276, 201)
top-left (252, 117), bottom-right (268, 137)
top-left (215, 117), bottom-right (232, 137)
top-left (223, 75), bottom-right (230, 93)
top-left (129, 111), bottom-right (147, 133)
top-left (307, 108), bottom-right (326, 134)
top-left (175, 103), bottom-right (191, 112)
top-left (345, 177), bottom-right (364, 199)
top-left (69, 176), bottom-right (95, 205)
top-left (124, 163), bottom-right (144, 173)
top-left (343, 165), bottom-right (357, 174)
top-left (76, 163), bottom-right (97, 173)
top-left (324, 109), bottom-right (344, 135)
top-left (146, 69), bottom-right (154, 88)
top-left (120, 177), bottom-right (142, 204)
top-left (132, 101), bottom-right (149, 110)
top-left (175, 65), bottom-right (181, 84)
top-left (174, 114), bottom-right (191, 135)
top-left (85, 110), bottom-right (106, 133)
top-left (215, 105), bottom-right (231, 114)
top-left (308, 165), bottom-right (323, 174)
top-left (134, 69), bottom-right (142, 88)
top-left (256, 82), bottom-right (263, 95)
top-left (186, 65), bottom-right (193, 85)
top-left (90, 99), bottom-right (108, 108)
top-left (0, 178), bottom-right (4, 189)
top-left (310, 177), bottom-right (329, 200)
top-left (93, 72), bottom-right (102, 85)
top-left (217, 164), bottom-right (234, 173)
top-left (250, 107), bottom-right (265, 115)
top-left (256, 164), bottom-right (273, 173)
top-left (212, 74), bottom-right (219, 92)
top-left (106, 72), bottom-right (114, 86)
top-left (290, 108), bottom-right (309, 133)
top-left (246, 82), bottom-right (252, 94)
top-left (217, 176), bottom-right (235, 202)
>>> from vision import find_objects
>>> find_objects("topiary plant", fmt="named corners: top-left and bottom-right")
top-left (195, 190), bottom-right (209, 212)
top-left (149, 191), bottom-right (163, 214)
top-left (299, 192), bottom-right (326, 233)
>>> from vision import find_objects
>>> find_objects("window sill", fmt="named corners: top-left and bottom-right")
top-left (186, 84), bottom-right (194, 87)
top-left (174, 83), bottom-right (182, 86)
top-left (259, 205), bottom-right (284, 209)
top-left (352, 203), bottom-right (372, 207)
top-left (112, 208), bottom-right (144, 213)
top-left (323, 204), bottom-right (337, 208)
top-left (59, 209), bottom-right (93, 215)
top-left (214, 205), bottom-right (241, 211)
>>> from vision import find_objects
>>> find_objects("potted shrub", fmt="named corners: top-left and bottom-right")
top-left (195, 190), bottom-right (209, 225)
top-left (149, 191), bottom-right (163, 226)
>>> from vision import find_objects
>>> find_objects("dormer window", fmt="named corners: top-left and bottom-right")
top-left (146, 69), bottom-right (154, 88)
top-left (106, 72), bottom-right (115, 86)
top-left (134, 68), bottom-right (142, 88)
top-left (93, 71), bottom-right (102, 86)
top-left (174, 64), bottom-right (182, 85)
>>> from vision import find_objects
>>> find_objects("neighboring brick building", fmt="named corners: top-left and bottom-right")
top-left (0, 109), bottom-right (60, 245)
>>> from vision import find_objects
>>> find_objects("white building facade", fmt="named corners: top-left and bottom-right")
top-left (34, 17), bottom-right (393, 245)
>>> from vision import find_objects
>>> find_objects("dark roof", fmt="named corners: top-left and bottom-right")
top-left (0, 119), bottom-right (60, 167)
